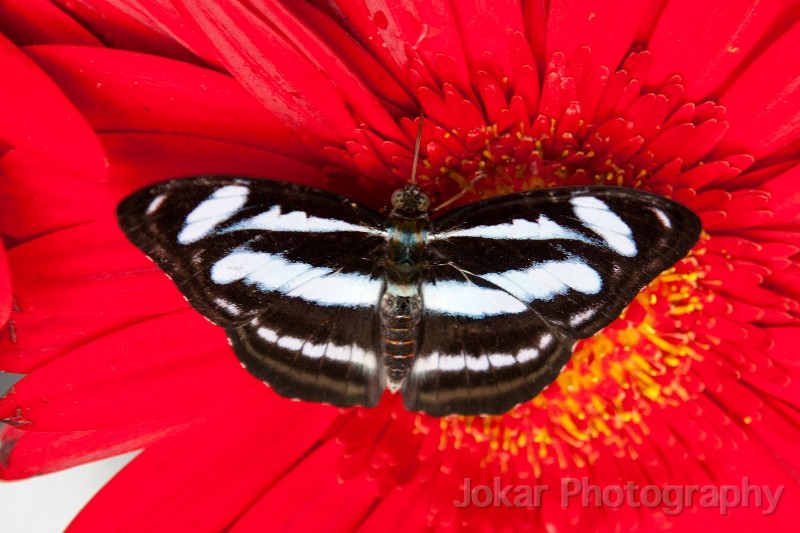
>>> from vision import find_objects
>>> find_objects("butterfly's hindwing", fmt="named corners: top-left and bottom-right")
top-left (402, 263), bottom-right (573, 416)
top-left (117, 176), bottom-right (387, 406)
top-left (401, 187), bottom-right (701, 415)
top-left (227, 293), bottom-right (384, 407)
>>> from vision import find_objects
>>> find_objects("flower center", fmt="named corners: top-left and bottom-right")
top-left (417, 119), bottom-right (618, 204)
top-left (330, 48), bottom-right (741, 479)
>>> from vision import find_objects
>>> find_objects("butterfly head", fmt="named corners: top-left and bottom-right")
top-left (390, 184), bottom-right (430, 219)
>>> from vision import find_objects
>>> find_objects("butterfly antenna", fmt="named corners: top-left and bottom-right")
top-left (430, 171), bottom-right (486, 214)
top-left (409, 111), bottom-right (425, 185)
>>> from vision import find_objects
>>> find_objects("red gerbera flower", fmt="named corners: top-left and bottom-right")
top-left (2, 1), bottom-right (800, 531)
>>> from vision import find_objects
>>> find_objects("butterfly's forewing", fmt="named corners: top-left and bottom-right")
top-left (117, 176), bottom-right (387, 407)
top-left (402, 187), bottom-right (701, 416)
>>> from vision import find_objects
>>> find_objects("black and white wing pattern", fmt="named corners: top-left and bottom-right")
top-left (117, 176), bottom-right (387, 408)
top-left (402, 187), bottom-right (701, 416)
top-left (119, 176), bottom-right (700, 417)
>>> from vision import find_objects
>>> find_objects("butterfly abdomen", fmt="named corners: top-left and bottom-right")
top-left (379, 292), bottom-right (421, 390)
top-left (380, 216), bottom-right (430, 390)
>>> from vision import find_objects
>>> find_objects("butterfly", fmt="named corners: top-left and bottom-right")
top-left (117, 176), bottom-right (701, 417)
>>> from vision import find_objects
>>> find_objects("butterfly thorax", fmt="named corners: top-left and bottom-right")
top-left (380, 185), bottom-right (432, 391)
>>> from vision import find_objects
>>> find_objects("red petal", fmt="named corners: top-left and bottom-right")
top-left (352, 0), bottom-right (471, 83)
top-left (175, 0), bottom-right (363, 141)
top-left (717, 20), bottom-right (800, 159)
top-left (757, 163), bottom-right (800, 227)
top-left (0, 0), bottom-right (103, 46)
top-left (0, 151), bottom-right (110, 239)
top-left (289, 2), bottom-right (415, 111)
top-left (103, 132), bottom-right (328, 198)
top-left (546, 0), bottom-right (656, 73)
top-left (0, 222), bottom-right (186, 373)
top-left (230, 440), bottom-right (377, 532)
top-left (26, 45), bottom-right (313, 162)
top-left (66, 400), bottom-right (339, 532)
top-left (450, 0), bottom-right (528, 78)
top-left (0, 310), bottom-right (263, 431)
top-left (0, 414), bottom-right (199, 480)
top-left (51, 0), bottom-right (211, 66)
top-left (0, 35), bottom-right (107, 182)
top-left (0, 244), bottom-right (10, 327)
top-left (661, 393), bottom-right (800, 528)
top-left (246, 1), bottom-right (405, 142)
top-left (0, 36), bottom-right (111, 237)
top-left (750, 395), bottom-right (800, 485)
top-left (647, 0), bottom-right (789, 100)
top-left (762, 327), bottom-right (800, 400)
top-left (359, 482), bottom-right (430, 532)
top-left (523, 0), bottom-right (548, 73)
